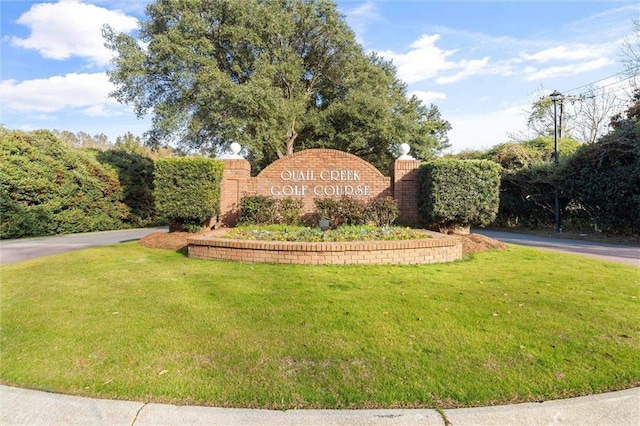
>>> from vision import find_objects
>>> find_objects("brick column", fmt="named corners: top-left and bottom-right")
top-left (218, 158), bottom-right (251, 227)
top-left (390, 159), bottom-right (422, 226)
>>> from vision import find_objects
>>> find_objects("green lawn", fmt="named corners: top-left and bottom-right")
top-left (1, 243), bottom-right (638, 409)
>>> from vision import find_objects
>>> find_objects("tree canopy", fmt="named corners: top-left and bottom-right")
top-left (104, 0), bottom-right (450, 172)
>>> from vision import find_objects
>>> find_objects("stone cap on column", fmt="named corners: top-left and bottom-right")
top-left (397, 143), bottom-right (414, 160)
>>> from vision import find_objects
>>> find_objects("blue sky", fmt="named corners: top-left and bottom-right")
top-left (1, 0), bottom-right (638, 153)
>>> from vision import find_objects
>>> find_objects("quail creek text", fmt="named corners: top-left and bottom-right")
top-left (269, 170), bottom-right (371, 197)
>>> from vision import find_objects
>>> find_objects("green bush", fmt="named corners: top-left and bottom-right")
top-left (366, 196), bottom-right (399, 227)
top-left (96, 149), bottom-right (158, 227)
top-left (237, 196), bottom-right (304, 225)
top-left (276, 198), bottom-right (304, 225)
top-left (562, 137), bottom-right (639, 234)
top-left (154, 157), bottom-right (224, 231)
top-left (237, 195), bottom-right (278, 225)
top-left (418, 159), bottom-right (500, 231)
top-left (314, 197), bottom-right (400, 228)
top-left (237, 196), bottom-right (399, 229)
top-left (314, 197), bottom-right (368, 229)
top-left (0, 129), bottom-right (129, 239)
top-left (494, 162), bottom-right (562, 229)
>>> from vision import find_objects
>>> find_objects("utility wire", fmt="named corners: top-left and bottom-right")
top-left (563, 65), bottom-right (640, 95)
top-left (575, 73), bottom-right (637, 94)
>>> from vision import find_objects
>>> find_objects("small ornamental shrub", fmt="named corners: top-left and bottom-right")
top-left (224, 224), bottom-right (426, 242)
top-left (366, 196), bottom-right (399, 227)
top-left (418, 159), bottom-right (500, 232)
top-left (237, 196), bottom-right (399, 229)
top-left (237, 196), bottom-right (304, 225)
top-left (237, 195), bottom-right (278, 225)
top-left (276, 198), bottom-right (304, 225)
top-left (314, 197), bottom-right (368, 228)
top-left (154, 157), bottom-right (223, 231)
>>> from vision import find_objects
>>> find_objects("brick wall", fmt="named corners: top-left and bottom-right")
top-left (390, 159), bottom-right (422, 226)
top-left (218, 149), bottom-right (421, 226)
top-left (188, 231), bottom-right (462, 265)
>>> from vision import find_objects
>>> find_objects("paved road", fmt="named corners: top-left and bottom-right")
top-left (0, 227), bottom-right (166, 265)
top-left (475, 229), bottom-right (640, 267)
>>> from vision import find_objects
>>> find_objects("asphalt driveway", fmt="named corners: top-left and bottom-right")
top-left (475, 229), bottom-right (639, 267)
top-left (0, 227), bottom-right (166, 265)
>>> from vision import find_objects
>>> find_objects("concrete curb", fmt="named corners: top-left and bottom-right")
top-left (2, 385), bottom-right (638, 425)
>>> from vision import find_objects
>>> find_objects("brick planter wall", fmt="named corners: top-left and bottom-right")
top-left (188, 230), bottom-right (462, 265)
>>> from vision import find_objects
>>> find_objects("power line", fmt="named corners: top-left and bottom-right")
top-left (564, 65), bottom-right (640, 95)
top-left (576, 73), bottom-right (637, 95)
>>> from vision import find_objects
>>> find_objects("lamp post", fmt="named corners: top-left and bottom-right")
top-left (549, 90), bottom-right (562, 233)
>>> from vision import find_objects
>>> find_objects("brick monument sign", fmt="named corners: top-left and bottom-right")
top-left (217, 145), bottom-right (422, 227)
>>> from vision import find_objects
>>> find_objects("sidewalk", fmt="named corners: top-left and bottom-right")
top-left (2, 385), bottom-right (638, 425)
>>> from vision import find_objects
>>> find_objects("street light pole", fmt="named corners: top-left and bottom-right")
top-left (549, 90), bottom-right (562, 233)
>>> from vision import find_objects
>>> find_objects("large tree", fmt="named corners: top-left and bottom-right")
top-left (104, 0), bottom-right (450, 172)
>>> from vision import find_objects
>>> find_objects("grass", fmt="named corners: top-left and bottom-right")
top-left (1, 243), bottom-right (638, 409)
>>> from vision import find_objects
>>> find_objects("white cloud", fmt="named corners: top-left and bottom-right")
top-left (11, 0), bottom-right (138, 66)
top-left (436, 57), bottom-right (490, 84)
top-left (1, 72), bottom-right (120, 116)
top-left (410, 90), bottom-right (446, 104)
top-left (344, 1), bottom-right (381, 46)
top-left (520, 44), bottom-right (607, 63)
top-left (525, 57), bottom-right (613, 81)
top-left (377, 34), bottom-right (490, 85)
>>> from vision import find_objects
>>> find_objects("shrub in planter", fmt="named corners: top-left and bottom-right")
top-left (314, 196), bottom-right (399, 228)
top-left (237, 195), bottom-right (277, 225)
top-left (237, 196), bottom-right (304, 225)
top-left (366, 196), bottom-right (399, 227)
top-left (276, 197), bottom-right (304, 225)
top-left (314, 197), bottom-right (368, 229)
top-left (154, 157), bottom-right (223, 232)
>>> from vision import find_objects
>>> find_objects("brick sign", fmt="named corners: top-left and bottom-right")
top-left (255, 149), bottom-right (390, 206)
top-left (218, 148), bottom-right (421, 226)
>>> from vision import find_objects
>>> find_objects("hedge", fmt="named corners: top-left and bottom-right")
top-left (1, 129), bottom-right (129, 239)
top-left (418, 159), bottom-right (500, 231)
top-left (154, 157), bottom-right (224, 231)
top-left (96, 149), bottom-right (158, 227)
top-left (561, 137), bottom-right (640, 233)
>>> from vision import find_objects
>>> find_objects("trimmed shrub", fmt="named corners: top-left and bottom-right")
top-left (495, 162), bottom-right (562, 229)
top-left (237, 196), bottom-right (399, 229)
top-left (418, 159), bottom-right (500, 231)
top-left (154, 157), bottom-right (224, 232)
top-left (1, 129), bottom-right (129, 239)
